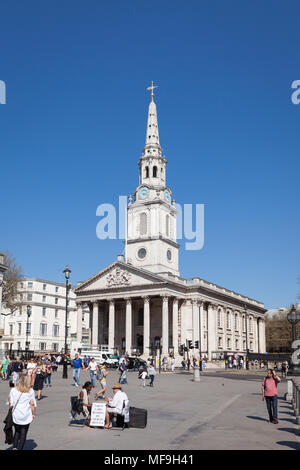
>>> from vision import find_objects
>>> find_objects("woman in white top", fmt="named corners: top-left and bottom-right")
top-left (26, 358), bottom-right (37, 386)
top-left (86, 358), bottom-right (98, 387)
top-left (8, 374), bottom-right (36, 450)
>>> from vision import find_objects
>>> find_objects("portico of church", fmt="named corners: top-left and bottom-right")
top-left (75, 259), bottom-right (266, 362)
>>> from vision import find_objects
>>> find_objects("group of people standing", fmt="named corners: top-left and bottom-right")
top-left (1, 355), bottom-right (58, 400)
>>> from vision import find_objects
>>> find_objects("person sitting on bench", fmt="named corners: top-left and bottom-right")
top-left (104, 383), bottom-right (129, 429)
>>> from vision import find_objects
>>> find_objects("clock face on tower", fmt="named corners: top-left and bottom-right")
top-left (164, 189), bottom-right (171, 203)
top-left (139, 187), bottom-right (149, 200)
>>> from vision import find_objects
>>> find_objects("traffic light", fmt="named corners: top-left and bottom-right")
top-left (195, 340), bottom-right (199, 349)
top-left (179, 344), bottom-right (184, 356)
top-left (188, 340), bottom-right (194, 349)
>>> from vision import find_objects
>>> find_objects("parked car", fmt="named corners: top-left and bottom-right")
top-left (126, 357), bottom-right (147, 370)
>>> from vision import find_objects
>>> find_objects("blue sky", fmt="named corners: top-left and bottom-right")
top-left (0, 0), bottom-right (299, 310)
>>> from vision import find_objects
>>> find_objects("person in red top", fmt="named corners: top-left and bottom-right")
top-left (262, 369), bottom-right (281, 424)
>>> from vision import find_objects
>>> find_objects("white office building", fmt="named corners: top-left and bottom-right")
top-left (0, 277), bottom-right (90, 354)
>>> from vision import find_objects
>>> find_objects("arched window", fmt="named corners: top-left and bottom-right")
top-left (145, 166), bottom-right (149, 178)
top-left (235, 313), bottom-right (238, 330)
top-left (153, 166), bottom-right (157, 178)
top-left (226, 312), bottom-right (231, 329)
top-left (140, 213), bottom-right (147, 236)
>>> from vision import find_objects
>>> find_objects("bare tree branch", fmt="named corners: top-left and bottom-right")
top-left (1, 250), bottom-right (23, 315)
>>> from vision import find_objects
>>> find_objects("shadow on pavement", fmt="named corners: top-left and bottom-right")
top-left (277, 427), bottom-right (299, 436)
top-left (23, 440), bottom-right (38, 450)
top-left (276, 441), bottom-right (300, 450)
top-left (246, 415), bottom-right (268, 422)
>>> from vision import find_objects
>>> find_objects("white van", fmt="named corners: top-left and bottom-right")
top-left (79, 350), bottom-right (119, 368)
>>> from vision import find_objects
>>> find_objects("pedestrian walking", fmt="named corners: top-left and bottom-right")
top-left (11, 357), bottom-right (24, 386)
top-left (95, 365), bottom-right (108, 399)
top-left (148, 363), bottom-right (156, 387)
top-left (262, 369), bottom-right (281, 424)
top-left (8, 373), bottom-right (36, 450)
top-left (120, 369), bottom-right (127, 384)
top-left (1, 355), bottom-right (10, 380)
top-left (72, 353), bottom-right (84, 387)
top-left (33, 360), bottom-right (47, 400)
top-left (44, 360), bottom-right (52, 387)
top-left (140, 369), bottom-right (148, 387)
top-left (170, 357), bottom-right (175, 372)
top-left (26, 358), bottom-right (37, 386)
top-left (86, 358), bottom-right (98, 387)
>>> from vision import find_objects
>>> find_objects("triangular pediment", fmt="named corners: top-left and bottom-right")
top-left (75, 262), bottom-right (166, 293)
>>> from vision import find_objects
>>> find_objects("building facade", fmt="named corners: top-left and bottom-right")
top-left (0, 277), bottom-right (90, 353)
top-left (75, 89), bottom-right (267, 362)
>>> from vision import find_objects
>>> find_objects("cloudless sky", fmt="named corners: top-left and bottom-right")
top-left (0, 0), bottom-right (299, 310)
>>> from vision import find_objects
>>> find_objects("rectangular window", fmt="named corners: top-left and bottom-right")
top-left (40, 342), bottom-right (47, 351)
top-left (42, 295), bottom-right (46, 302)
top-left (40, 323), bottom-right (47, 336)
top-left (17, 342), bottom-right (21, 350)
top-left (55, 287), bottom-right (59, 293)
top-left (43, 284), bottom-right (47, 291)
top-left (53, 343), bottom-right (58, 352)
top-left (18, 323), bottom-right (22, 335)
top-left (42, 307), bottom-right (46, 317)
top-left (26, 323), bottom-right (31, 336)
top-left (28, 282), bottom-right (33, 288)
top-left (55, 297), bottom-right (58, 305)
top-left (55, 309), bottom-right (58, 319)
top-left (27, 294), bottom-right (32, 301)
top-left (9, 324), bottom-right (13, 335)
top-left (53, 325), bottom-right (59, 337)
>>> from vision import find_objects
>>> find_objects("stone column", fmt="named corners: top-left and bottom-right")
top-left (172, 298), bottom-right (179, 356)
top-left (192, 299), bottom-right (199, 354)
top-left (125, 298), bottom-right (132, 355)
top-left (199, 301), bottom-right (204, 358)
top-left (162, 296), bottom-right (169, 355)
top-left (207, 303), bottom-right (216, 361)
top-left (143, 296), bottom-right (150, 356)
top-left (108, 300), bottom-right (115, 351)
top-left (76, 303), bottom-right (83, 343)
top-left (92, 302), bottom-right (98, 346)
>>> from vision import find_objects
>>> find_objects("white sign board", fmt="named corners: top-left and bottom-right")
top-left (90, 403), bottom-right (106, 427)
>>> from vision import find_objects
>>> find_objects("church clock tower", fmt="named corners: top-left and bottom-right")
top-left (126, 83), bottom-right (180, 276)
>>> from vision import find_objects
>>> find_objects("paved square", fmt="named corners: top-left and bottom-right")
top-left (0, 368), bottom-right (299, 450)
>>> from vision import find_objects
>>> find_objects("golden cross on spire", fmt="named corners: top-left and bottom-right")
top-left (147, 81), bottom-right (158, 102)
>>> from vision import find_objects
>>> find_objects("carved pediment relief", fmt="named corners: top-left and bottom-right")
top-left (106, 267), bottom-right (131, 288)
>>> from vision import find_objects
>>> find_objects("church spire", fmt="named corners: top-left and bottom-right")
top-left (144, 81), bottom-right (161, 150)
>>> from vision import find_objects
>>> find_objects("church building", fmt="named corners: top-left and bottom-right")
top-left (75, 86), bottom-right (266, 362)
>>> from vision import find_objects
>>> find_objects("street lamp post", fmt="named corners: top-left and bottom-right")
top-left (63, 265), bottom-right (71, 379)
top-left (244, 305), bottom-right (249, 370)
top-left (26, 305), bottom-right (31, 351)
top-left (287, 304), bottom-right (300, 376)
